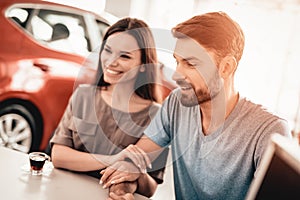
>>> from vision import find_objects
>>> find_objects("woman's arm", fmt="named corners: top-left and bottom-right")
top-left (52, 136), bottom-right (160, 172)
top-left (51, 144), bottom-right (111, 171)
top-left (52, 142), bottom-right (155, 172)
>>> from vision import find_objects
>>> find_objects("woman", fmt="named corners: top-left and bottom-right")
top-left (50, 18), bottom-right (168, 198)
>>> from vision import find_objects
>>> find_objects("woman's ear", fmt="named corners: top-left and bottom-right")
top-left (140, 65), bottom-right (146, 72)
top-left (218, 56), bottom-right (237, 79)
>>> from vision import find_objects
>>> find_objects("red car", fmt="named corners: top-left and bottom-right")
top-left (0, 0), bottom-right (116, 153)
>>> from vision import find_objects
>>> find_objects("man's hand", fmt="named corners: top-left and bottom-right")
top-left (107, 192), bottom-right (134, 200)
top-left (109, 145), bottom-right (152, 172)
top-left (100, 161), bottom-right (141, 189)
top-left (106, 182), bottom-right (137, 200)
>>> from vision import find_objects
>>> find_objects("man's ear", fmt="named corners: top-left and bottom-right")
top-left (218, 56), bottom-right (237, 79)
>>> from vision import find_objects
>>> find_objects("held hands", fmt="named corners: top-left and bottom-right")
top-left (101, 161), bottom-right (138, 200)
top-left (107, 192), bottom-right (134, 200)
top-left (109, 144), bottom-right (152, 173)
top-left (101, 144), bottom-right (152, 199)
top-left (100, 161), bottom-right (141, 189)
top-left (107, 182), bottom-right (137, 200)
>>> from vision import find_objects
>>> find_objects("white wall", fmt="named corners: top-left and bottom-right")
top-left (46, 0), bottom-right (106, 14)
top-left (126, 0), bottom-right (300, 131)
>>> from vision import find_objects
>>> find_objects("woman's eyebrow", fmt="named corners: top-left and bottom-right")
top-left (104, 44), bottom-right (112, 49)
top-left (104, 43), bottom-right (134, 55)
top-left (120, 50), bottom-right (133, 55)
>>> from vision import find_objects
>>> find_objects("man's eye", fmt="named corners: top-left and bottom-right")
top-left (187, 62), bottom-right (197, 68)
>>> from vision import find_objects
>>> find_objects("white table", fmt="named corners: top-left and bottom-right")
top-left (0, 147), bottom-right (150, 200)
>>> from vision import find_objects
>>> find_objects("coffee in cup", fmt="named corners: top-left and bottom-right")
top-left (29, 152), bottom-right (50, 175)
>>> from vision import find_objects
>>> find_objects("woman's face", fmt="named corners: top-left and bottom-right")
top-left (100, 32), bottom-right (142, 85)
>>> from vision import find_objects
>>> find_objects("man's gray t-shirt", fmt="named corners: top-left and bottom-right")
top-left (144, 89), bottom-right (290, 200)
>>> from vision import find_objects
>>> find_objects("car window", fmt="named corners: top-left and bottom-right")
top-left (8, 6), bottom-right (91, 57)
top-left (33, 9), bottom-right (90, 56)
top-left (96, 19), bottom-right (109, 39)
top-left (7, 7), bottom-right (31, 28)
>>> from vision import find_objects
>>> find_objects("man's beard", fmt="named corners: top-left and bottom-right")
top-left (179, 73), bottom-right (223, 107)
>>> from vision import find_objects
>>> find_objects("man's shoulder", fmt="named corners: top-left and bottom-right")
top-left (238, 97), bottom-right (290, 135)
top-left (239, 97), bottom-right (282, 120)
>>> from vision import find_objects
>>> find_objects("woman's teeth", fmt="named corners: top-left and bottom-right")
top-left (106, 68), bottom-right (121, 75)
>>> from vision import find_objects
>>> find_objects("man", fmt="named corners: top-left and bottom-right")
top-left (102, 12), bottom-right (291, 200)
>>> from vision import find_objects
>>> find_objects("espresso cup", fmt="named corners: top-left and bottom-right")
top-left (29, 152), bottom-right (50, 175)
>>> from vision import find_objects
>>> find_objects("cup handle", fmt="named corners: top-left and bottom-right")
top-left (46, 154), bottom-right (51, 162)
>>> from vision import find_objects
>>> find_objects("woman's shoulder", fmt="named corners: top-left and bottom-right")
top-left (73, 84), bottom-right (98, 97)
top-left (136, 101), bottom-right (160, 120)
top-left (76, 84), bottom-right (96, 92)
top-left (71, 84), bottom-right (100, 104)
top-left (150, 101), bottom-right (161, 111)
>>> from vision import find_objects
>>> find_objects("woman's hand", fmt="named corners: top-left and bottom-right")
top-left (109, 144), bottom-right (152, 172)
top-left (100, 161), bottom-right (142, 189)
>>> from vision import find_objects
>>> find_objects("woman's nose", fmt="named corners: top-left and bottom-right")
top-left (106, 55), bottom-right (119, 67)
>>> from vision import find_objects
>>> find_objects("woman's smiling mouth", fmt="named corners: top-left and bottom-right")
top-left (106, 68), bottom-right (122, 75)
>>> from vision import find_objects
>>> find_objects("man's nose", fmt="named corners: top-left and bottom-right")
top-left (172, 70), bottom-right (185, 81)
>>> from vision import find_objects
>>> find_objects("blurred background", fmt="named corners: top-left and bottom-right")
top-left (57, 0), bottom-right (300, 132)
top-left (0, 0), bottom-right (300, 151)
top-left (103, 0), bottom-right (300, 133)
top-left (1, 1), bottom-right (299, 199)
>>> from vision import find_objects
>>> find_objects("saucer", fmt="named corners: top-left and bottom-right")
top-left (21, 162), bottom-right (54, 175)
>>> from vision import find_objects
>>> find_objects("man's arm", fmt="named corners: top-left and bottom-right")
top-left (136, 135), bottom-right (164, 160)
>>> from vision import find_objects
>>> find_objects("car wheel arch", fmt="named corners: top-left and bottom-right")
top-left (0, 98), bottom-right (43, 152)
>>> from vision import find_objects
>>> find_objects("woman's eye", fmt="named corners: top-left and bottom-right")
top-left (104, 48), bottom-right (112, 53)
top-left (120, 54), bottom-right (131, 59)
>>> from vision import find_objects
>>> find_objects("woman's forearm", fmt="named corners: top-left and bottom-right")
top-left (51, 144), bottom-right (110, 171)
